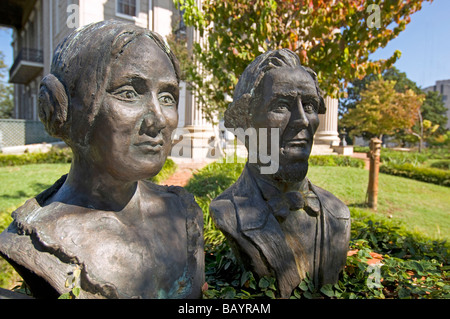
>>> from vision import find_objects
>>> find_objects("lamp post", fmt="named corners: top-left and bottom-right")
top-left (367, 137), bottom-right (382, 210)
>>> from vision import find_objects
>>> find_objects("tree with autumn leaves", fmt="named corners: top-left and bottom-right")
top-left (340, 67), bottom-right (448, 149)
top-left (174, 0), bottom-right (431, 123)
top-left (340, 78), bottom-right (424, 141)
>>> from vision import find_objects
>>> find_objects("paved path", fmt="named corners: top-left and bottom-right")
top-left (350, 152), bottom-right (370, 170)
top-left (161, 160), bottom-right (212, 187)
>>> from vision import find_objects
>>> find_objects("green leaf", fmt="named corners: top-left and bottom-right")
top-left (58, 292), bottom-right (72, 299)
top-left (258, 276), bottom-right (271, 289)
top-left (303, 291), bottom-right (313, 299)
top-left (398, 287), bottom-right (411, 299)
top-left (220, 286), bottom-right (236, 299)
top-left (298, 280), bottom-right (309, 292)
top-left (72, 287), bottom-right (81, 298)
top-left (265, 290), bottom-right (276, 299)
top-left (320, 284), bottom-right (335, 298)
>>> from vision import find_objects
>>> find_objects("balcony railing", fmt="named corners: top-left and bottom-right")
top-left (9, 48), bottom-right (44, 84)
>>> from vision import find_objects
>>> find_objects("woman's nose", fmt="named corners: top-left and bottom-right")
top-left (140, 100), bottom-right (167, 136)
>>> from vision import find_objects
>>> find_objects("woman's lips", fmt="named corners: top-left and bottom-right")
top-left (135, 139), bottom-right (164, 153)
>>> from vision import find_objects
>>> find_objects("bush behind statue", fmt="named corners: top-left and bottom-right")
top-left (309, 155), bottom-right (365, 168)
top-left (0, 148), bottom-right (73, 167)
top-left (380, 163), bottom-right (450, 187)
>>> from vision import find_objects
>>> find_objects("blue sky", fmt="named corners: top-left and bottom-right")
top-left (0, 0), bottom-right (449, 89)
top-left (369, 0), bottom-right (450, 89)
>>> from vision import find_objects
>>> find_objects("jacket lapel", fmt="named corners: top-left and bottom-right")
top-left (232, 166), bottom-right (301, 298)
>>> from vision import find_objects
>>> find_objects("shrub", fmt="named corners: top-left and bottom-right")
top-left (353, 146), bottom-right (370, 153)
top-left (380, 150), bottom-right (428, 166)
top-left (0, 148), bottom-right (73, 167)
top-left (430, 160), bottom-right (450, 170)
top-left (380, 163), bottom-right (450, 187)
top-left (309, 155), bottom-right (365, 168)
top-left (202, 209), bottom-right (450, 299)
top-left (185, 161), bottom-right (244, 247)
top-left (149, 158), bottom-right (177, 184)
top-left (354, 147), bottom-right (434, 165)
top-left (185, 162), bottom-right (244, 199)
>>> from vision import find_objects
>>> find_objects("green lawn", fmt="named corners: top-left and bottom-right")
top-left (1, 163), bottom-right (448, 241)
top-left (308, 166), bottom-right (450, 241)
top-left (0, 163), bottom-right (71, 216)
top-left (0, 163), bottom-right (71, 289)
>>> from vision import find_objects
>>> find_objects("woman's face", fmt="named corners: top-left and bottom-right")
top-left (88, 36), bottom-right (179, 181)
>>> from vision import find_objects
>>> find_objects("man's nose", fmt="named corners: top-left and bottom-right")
top-left (140, 98), bottom-right (167, 136)
top-left (289, 96), bottom-right (309, 129)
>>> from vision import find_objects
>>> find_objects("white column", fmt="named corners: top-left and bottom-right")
top-left (314, 96), bottom-right (340, 146)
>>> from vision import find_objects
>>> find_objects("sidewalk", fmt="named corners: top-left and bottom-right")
top-left (350, 152), bottom-right (370, 170)
top-left (161, 157), bottom-right (214, 187)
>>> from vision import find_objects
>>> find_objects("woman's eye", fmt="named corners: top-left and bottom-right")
top-left (158, 93), bottom-right (176, 107)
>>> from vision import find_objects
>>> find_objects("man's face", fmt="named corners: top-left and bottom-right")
top-left (87, 36), bottom-right (179, 182)
top-left (251, 66), bottom-right (320, 180)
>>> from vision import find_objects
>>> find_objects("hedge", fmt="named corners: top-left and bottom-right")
top-left (0, 149), bottom-right (73, 166)
top-left (430, 160), bottom-right (450, 170)
top-left (149, 158), bottom-right (177, 184)
top-left (309, 155), bottom-right (365, 168)
top-left (380, 163), bottom-right (450, 187)
top-left (0, 148), bottom-right (177, 185)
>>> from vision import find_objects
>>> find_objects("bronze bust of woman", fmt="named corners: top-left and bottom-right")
top-left (0, 20), bottom-right (204, 299)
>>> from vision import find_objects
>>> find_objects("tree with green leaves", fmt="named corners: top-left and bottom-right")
top-left (340, 78), bottom-right (423, 141)
top-left (339, 67), bottom-right (422, 117)
top-left (408, 90), bottom-right (448, 151)
top-left (0, 52), bottom-right (13, 119)
top-left (175, 0), bottom-right (431, 123)
top-left (420, 90), bottom-right (448, 135)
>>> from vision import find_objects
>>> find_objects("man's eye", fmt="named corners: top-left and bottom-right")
top-left (303, 103), bottom-right (317, 113)
top-left (158, 93), bottom-right (176, 107)
top-left (114, 89), bottom-right (139, 101)
top-left (271, 103), bottom-right (290, 113)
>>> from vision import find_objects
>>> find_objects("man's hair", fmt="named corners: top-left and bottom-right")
top-left (224, 49), bottom-right (325, 130)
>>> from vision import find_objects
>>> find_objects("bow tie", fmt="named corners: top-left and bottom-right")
top-left (265, 190), bottom-right (321, 221)
top-left (254, 177), bottom-right (321, 221)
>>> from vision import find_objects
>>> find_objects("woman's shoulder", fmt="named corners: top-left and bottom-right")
top-left (140, 180), bottom-right (202, 214)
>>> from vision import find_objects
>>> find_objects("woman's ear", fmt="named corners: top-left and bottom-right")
top-left (38, 74), bottom-right (69, 138)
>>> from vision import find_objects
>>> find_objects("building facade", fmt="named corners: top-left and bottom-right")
top-left (1, 0), bottom-right (341, 157)
top-left (424, 79), bottom-right (450, 129)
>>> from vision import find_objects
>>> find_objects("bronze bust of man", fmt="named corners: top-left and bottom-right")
top-left (0, 20), bottom-right (204, 299)
top-left (210, 49), bottom-right (350, 298)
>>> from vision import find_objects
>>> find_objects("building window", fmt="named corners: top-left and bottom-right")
top-left (116, 0), bottom-right (138, 18)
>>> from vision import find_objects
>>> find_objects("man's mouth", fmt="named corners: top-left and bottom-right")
top-left (284, 139), bottom-right (310, 147)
